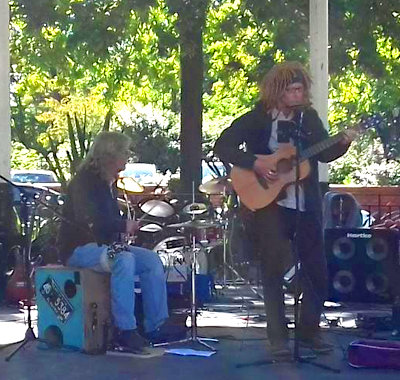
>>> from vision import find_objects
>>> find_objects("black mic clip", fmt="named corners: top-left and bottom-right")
top-left (202, 152), bottom-right (214, 162)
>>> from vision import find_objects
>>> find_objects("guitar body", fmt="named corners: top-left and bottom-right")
top-left (5, 248), bottom-right (33, 305)
top-left (229, 117), bottom-right (377, 211)
top-left (230, 146), bottom-right (311, 211)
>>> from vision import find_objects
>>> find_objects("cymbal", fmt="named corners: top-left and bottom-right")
top-left (167, 219), bottom-right (218, 229)
top-left (183, 202), bottom-right (208, 215)
top-left (199, 176), bottom-right (232, 195)
top-left (140, 199), bottom-right (175, 218)
top-left (139, 223), bottom-right (163, 233)
top-left (117, 177), bottom-right (144, 194)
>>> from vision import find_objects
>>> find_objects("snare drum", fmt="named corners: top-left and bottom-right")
top-left (152, 236), bottom-right (187, 282)
top-left (194, 225), bottom-right (223, 247)
top-left (152, 235), bottom-right (208, 277)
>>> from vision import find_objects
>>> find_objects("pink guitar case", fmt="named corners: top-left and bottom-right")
top-left (348, 339), bottom-right (400, 369)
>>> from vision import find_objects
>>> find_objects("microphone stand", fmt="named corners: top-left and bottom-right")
top-left (290, 114), bottom-right (339, 373)
top-left (292, 110), bottom-right (303, 361)
top-left (0, 174), bottom-right (43, 361)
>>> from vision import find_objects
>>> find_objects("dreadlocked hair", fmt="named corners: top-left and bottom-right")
top-left (259, 61), bottom-right (312, 112)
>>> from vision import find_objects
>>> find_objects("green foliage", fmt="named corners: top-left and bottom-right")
top-left (328, 33), bottom-right (400, 185)
top-left (329, 138), bottom-right (400, 185)
top-left (166, 0), bottom-right (210, 38)
top-left (11, 142), bottom-right (46, 170)
top-left (9, 0), bottom-right (400, 186)
top-left (204, 0), bottom-right (263, 123)
top-left (119, 108), bottom-right (180, 173)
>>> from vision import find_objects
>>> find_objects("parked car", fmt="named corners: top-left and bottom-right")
top-left (119, 163), bottom-right (166, 187)
top-left (168, 160), bottom-right (227, 189)
top-left (10, 169), bottom-right (61, 204)
top-left (11, 169), bottom-right (60, 188)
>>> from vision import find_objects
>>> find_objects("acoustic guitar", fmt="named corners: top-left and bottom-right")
top-left (230, 120), bottom-right (374, 211)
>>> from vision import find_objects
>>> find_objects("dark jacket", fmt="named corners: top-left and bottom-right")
top-left (214, 103), bottom-right (350, 215)
top-left (57, 168), bottom-right (126, 264)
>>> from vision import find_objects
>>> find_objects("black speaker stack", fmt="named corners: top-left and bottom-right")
top-left (325, 227), bottom-right (400, 303)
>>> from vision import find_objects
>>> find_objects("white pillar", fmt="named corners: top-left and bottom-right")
top-left (310, 0), bottom-right (329, 182)
top-left (0, 0), bottom-right (10, 180)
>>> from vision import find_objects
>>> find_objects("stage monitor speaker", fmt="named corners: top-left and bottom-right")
top-left (325, 228), bottom-right (400, 303)
top-left (35, 266), bottom-right (111, 353)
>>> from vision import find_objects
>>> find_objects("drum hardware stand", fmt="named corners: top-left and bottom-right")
top-left (217, 194), bottom-right (248, 289)
top-left (218, 215), bottom-right (264, 301)
top-left (203, 176), bottom-right (264, 298)
top-left (0, 174), bottom-right (43, 362)
top-left (222, 213), bottom-right (229, 287)
top-left (220, 217), bottom-right (242, 287)
top-left (154, 182), bottom-right (218, 351)
top-left (207, 187), bottom-right (236, 288)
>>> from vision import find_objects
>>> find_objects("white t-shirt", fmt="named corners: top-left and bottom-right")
top-left (268, 109), bottom-right (305, 211)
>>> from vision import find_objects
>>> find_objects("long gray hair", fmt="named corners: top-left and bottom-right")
top-left (80, 132), bottom-right (132, 179)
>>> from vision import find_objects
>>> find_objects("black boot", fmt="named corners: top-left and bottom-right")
top-left (115, 329), bottom-right (149, 353)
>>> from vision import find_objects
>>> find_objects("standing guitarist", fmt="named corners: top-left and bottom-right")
top-left (214, 61), bottom-right (355, 358)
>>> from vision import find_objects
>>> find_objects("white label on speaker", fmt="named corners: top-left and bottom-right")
top-left (346, 232), bottom-right (372, 239)
top-left (40, 276), bottom-right (74, 323)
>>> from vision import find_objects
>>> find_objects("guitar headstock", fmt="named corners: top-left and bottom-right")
top-left (358, 114), bottom-right (383, 132)
top-left (338, 115), bottom-right (382, 142)
top-left (339, 113), bottom-right (400, 160)
top-left (364, 112), bottom-right (400, 160)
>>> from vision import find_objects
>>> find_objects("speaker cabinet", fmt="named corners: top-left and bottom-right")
top-left (35, 266), bottom-right (111, 353)
top-left (325, 228), bottom-right (399, 303)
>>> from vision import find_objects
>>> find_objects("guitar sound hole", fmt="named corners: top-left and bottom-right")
top-left (277, 158), bottom-right (293, 173)
top-left (257, 176), bottom-right (269, 189)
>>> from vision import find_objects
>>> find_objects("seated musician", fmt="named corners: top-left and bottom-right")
top-left (57, 132), bottom-right (170, 353)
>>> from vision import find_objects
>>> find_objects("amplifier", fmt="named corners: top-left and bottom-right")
top-left (35, 266), bottom-right (111, 353)
top-left (325, 228), bottom-right (400, 303)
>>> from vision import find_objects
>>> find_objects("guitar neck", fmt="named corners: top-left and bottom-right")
top-left (300, 132), bottom-right (344, 161)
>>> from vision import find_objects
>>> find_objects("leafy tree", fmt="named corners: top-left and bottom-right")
top-left (9, 0), bottom-right (400, 187)
top-left (119, 107), bottom-right (180, 173)
top-left (11, 90), bottom-right (112, 187)
top-left (163, 0), bottom-right (211, 193)
top-left (214, 1), bottom-right (400, 184)
top-left (10, 0), bottom-right (157, 185)
top-left (10, 1), bottom-right (183, 181)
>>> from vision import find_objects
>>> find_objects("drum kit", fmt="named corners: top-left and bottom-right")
top-left (116, 174), bottom-right (238, 350)
top-left (116, 174), bottom-right (238, 287)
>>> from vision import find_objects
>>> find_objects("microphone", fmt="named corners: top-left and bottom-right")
top-left (277, 120), bottom-right (296, 143)
top-left (288, 101), bottom-right (311, 111)
top-left (292, 108), bottom-right (312, 139)
top-left (276, 109), bottom-right (310, 143)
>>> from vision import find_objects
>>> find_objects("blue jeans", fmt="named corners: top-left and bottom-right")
top-left (67, 243), bottom-right (168, 332)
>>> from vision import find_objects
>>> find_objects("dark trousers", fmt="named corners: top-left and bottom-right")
top-left (254, 203), bottom-right (328, 344)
